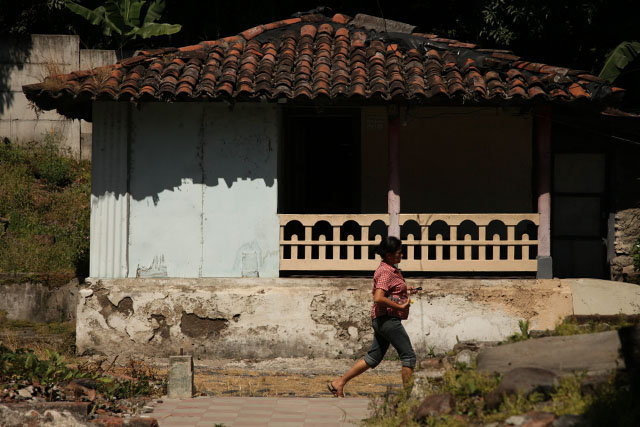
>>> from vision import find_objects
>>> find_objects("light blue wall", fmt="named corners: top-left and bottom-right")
top-left (201, 105), bottom-right (279, 278)
top-left (92, 102), bottom-right (279, 278)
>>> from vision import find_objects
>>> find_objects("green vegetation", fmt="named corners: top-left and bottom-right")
top-left (0, 134), bottom-right (91, 284)
top-left (633, 237), bottom-right (640, 272)
top-left (553, 316), bottom-right (635, 337)
top-left (506, 319), bottom-right (530, 342)
top-left (0, 345), bottom-right (166, 400)
top-left (65, 0), bottom-right (181, 51)
top-left (365, 362), bottom-right (638, 427)
top-left (0, 345), bottom-right (90, 388)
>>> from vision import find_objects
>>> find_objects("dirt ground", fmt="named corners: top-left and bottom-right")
top-left (0, 320), bottom-right (406, 400)
top-left (189, 358), bottom-right (405, 398)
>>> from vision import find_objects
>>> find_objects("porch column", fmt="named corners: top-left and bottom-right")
top-left (536, 106), bottom-right (552, 278)
top-left (388, 117), bottom-right (401, 238)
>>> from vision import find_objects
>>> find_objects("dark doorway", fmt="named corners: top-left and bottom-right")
top-left (280, 109), bottom-right (361, 214)
top-left (550, 115), bottom-right (609, 279)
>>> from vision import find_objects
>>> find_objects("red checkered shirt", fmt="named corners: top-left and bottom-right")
top-left (371, 261), bottom-right (409, 319)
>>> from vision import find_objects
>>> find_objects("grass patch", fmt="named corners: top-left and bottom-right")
top-left (0, 309), bottom-right (76, 358)
top-left (553, 315), bottom-right (636, 336)
top-left (365, 363), bottom-right (639, 426)
top-left (0, 134), bottom-right (90, 284)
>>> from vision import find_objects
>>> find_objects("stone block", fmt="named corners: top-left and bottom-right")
top-left (477, 330), bottom-right (624, 375)
top-left (168, 355), bottom-right (194, 398)
top-left (537, 256), bottom-right (553, 279)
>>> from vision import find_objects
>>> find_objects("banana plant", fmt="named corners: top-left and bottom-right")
top-left (599, 40), bottom-right (640, 84)
top-left (65, 0), bottom-right (181, 50)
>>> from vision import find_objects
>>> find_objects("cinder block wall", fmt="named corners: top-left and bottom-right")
top-left (0, 34), bottom-right (115, 159)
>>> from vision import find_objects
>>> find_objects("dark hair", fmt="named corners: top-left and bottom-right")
top-left (373, 236), bottom-right (402, 259)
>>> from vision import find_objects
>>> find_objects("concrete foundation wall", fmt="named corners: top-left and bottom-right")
top-left (0, 34), bottom-right (115, 159)
top-left (77, 278), bottom-right (572, 358)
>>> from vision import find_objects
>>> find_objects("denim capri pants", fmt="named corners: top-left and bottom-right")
top-left (363, 315), bottom-right (416, 369)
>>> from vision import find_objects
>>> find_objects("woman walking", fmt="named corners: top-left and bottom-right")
top-left (328, 236), bottom-right (418, 397)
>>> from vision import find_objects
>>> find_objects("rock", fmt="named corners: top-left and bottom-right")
top-left (453, 340), bottom-right (480, 353)
top-left (409, 371), bottom-right (430, 401)
top-left (126, 418), bottom-right (159, 427)
top-left (0, 404), bottom-right (89, 427)
top-left (17, 388), bottom-right (33, 398)
top-left (506, 415), bottom-right (527, 426)
top-left (419, 358), bottom-right (442, 370)
top-left (79, 288), bottom-right (94, 298)
top-left (485, 367), bottom-right (558, 409)
top-left (522, 411), bottom-right (555, 427)
top-left (455, 349), bottom-right (475, 366)
top-left (65, 379), bottom-right (97, 402)
top-left (414, 394), bottom-right (454, 421)
top-left (553, 414), bottom-right (585, 427)
top-left (477, 331), bottom-right (624, 375)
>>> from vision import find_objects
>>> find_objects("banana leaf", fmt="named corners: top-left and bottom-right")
top-left (599, 40), bottom-right (640, 84)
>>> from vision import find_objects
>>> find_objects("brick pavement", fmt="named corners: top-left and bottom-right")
top-left (148, 396), bottom-right (371, 427)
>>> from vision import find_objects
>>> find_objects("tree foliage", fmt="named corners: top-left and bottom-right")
top-left (65, 0), bottom-right (181, 50)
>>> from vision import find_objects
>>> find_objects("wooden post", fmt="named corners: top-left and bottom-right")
top-left (388, 117), bottom-right (401, 238)
top-left (536, 106), bottom-right (553, 278)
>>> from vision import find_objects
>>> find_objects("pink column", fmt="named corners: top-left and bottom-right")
top-left (388, 117), bottom-right (401, 238)
top-left (536, 106), bottom-right (552, 277)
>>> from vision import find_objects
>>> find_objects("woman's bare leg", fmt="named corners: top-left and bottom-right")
top-left (401, 366), bottom-right (414, 385)
top-left (330, 359), bottom-right (370, 396)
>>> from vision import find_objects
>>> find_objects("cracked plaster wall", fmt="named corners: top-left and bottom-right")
top-left (77, 278), bottom-right (572, 358)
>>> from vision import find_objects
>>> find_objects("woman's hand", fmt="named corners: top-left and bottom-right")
top-left (399, 300), bottom-right (410, 309)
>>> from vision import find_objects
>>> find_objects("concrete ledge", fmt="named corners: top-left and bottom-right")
top-left (564, 278), bottom-right (640, 315)
top-left (77, 277), bottom-right (573, 358)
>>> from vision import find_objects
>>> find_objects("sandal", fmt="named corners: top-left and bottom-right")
top-left (327, 382), bottom-right (344, 398)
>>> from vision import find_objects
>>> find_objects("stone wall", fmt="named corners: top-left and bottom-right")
top-left (0, 34), bottom-right (115, 159)
top-left (611, 141), bottom-right (640, 284)
top-left (77, 277), bottom-right (573, 358)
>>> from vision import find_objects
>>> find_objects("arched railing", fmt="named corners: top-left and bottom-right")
top-left (279, 214), bottom-right (540, 272)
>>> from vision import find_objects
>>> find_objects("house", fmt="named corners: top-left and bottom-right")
top-left (23, 12), bottom-right (640, 358)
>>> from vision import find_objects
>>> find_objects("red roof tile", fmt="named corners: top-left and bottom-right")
top-left (23, 12), bottom-right (624, 120)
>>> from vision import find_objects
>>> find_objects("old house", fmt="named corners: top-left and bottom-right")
top-left (24, 12), bottom-right (640, 358)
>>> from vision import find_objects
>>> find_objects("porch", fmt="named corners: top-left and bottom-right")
top-left (280, 213), bottom-right (539, 272)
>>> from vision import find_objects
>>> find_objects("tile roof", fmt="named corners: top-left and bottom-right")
top-left (23, 12), bottom-right (624, 120)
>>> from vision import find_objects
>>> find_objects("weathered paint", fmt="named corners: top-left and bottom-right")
top-left (77, 277), bottom-right (573, 358)
top-left (90, 102), bottom-right (279, 278)
top-left (90, 102), bottom-right (129, 278)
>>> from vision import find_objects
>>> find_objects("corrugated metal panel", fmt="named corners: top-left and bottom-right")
top-left (90, 101), bottom-right (129, 278)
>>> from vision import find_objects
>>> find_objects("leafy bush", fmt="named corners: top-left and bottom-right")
top-left (633, 237), bottom-right (640, 272)
top-left (0, 345), bottom-right (91, 389)
top-left (0, 345), bottom-right (166, 400)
